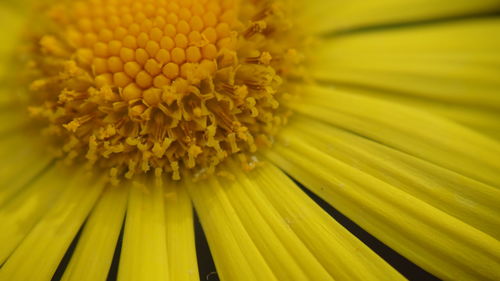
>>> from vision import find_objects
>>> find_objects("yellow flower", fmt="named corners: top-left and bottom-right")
top-left (1, 1), bottom-right (500, 281)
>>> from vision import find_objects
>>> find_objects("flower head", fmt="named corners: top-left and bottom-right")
top-left (0, 1), bottom-right (500, 281)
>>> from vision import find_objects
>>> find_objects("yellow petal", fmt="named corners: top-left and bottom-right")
top-left (164, 184), bottom-right (199, 281)
top-left (188, 163), bottom-right (404, 281)
top-left (61, 185), bottom-right (128, 281)
top-left (186, 175), bottom-right (278, 281)
top-left (326, 85), bottom-right (500, 140)
top-left (297, 0), bottom-right (500, 34)
top-left (119, 182), bottom-right (199, 281)
top-left (0, 165), bottom-right (64, 263)
top-left (118, 179), bottom-right (169, 281)
top-left (0, 167), bottom-right (105, 281)
top-left (285, 116), bottom-right (500, 239)
top-left (309, 18), bottom-right (500, 109)
top-left (266, 137), bottom-right (500, 281)
top-left (290, 85), bottom-right (500, 187)
top-left (0, 110), bottom-right (29, 135)
top-left (0, 3), bottom-right (25, 70)
top-left (0, 135), bottom-right (54, 206)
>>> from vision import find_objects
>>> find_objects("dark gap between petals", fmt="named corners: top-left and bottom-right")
top-left (106, 222), bottom-right (124, 281)
top-left (51, 223), bottom-right (83, 281)
top-left (194, 210), bottom-right (219, 281)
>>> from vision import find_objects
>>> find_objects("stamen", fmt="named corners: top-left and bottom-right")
top-left (27, 0), bottom-right (301, 182)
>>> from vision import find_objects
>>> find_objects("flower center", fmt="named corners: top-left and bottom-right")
top-left (28, 0), bottom-right (300, 183)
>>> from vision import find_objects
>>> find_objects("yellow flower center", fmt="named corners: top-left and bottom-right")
top-left (28, 0), bottom-right (300, 183)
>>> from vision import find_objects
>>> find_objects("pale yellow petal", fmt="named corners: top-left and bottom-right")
top-left (266, 138), bottom-right (500, 281)
top-left (0, 136), bottom-right (54, 207)
top-left (61, 185), bottom-right (128, 281)
top-left (0, 110), bottom-right (29, 135)
top-left (0, 168), bottom-right (105, 281)
top-left (118, 180), bottom-right (169, 281)
top-left (309, 18), bottom-right (500, 109)
top-left (0, 3), bottom-right (26, 77)
top-left (295, 0), bottom-right (500, 34)
top-left (290, 85), bottom-right (500, 187)
top-left (327, 85), bottom-right (500, 139)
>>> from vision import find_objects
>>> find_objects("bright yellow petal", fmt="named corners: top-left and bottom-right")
top-left (118, 180), bottom-right (169, 281)
top-left (0, 168), bottom-right (105, 281)
top-left (186, 175), bottom-right (278, 281)
top-left (61, 185), bottom-right (128, 281)
top-left (309, 18), bottom-right (500, 109)
top-left (290, 85), bottom-right (500, 187)
top-left (164, 183), bottom-right (199, 281)
top-left (284, 116), bottom-right (500, 239)
top-left (119, 182), bottom-right (198, 281)
top-left (188, 163), bottom-right (404, 281)
top-left (266, 137), bottom-right (500, 281)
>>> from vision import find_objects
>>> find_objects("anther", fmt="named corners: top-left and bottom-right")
top-left (29, 0), bottom-right (299, 181)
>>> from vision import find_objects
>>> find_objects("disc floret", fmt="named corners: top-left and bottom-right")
top-left (28, 0), bottom-right (300, 183)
